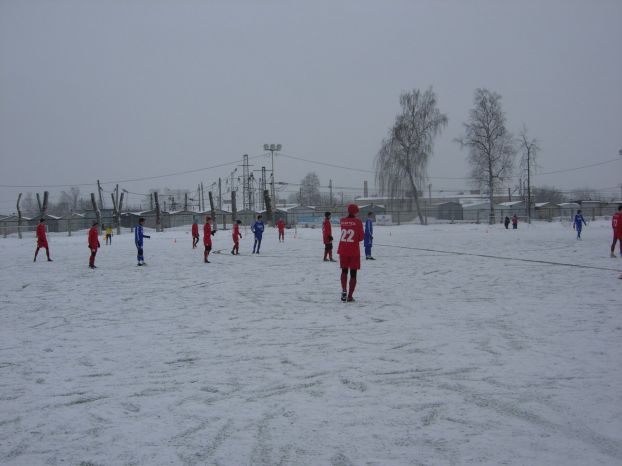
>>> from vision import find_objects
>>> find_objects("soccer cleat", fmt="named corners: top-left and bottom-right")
top-left (368, 257), bottom-right (375, 260)
top-left (611, 252), bottom-right (617, 258)
top-left (137, 263), bottom-right (143, 266)
top-left (341, 291), bottom-right (347, 302)
top-left (347, 297), bottom-right (355, 302)
top-left (330, 259), bottom-right (336, 262)
top-left (47, 259), bottom-right (53, 262)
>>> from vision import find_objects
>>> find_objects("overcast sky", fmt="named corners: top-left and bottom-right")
top-left (1, 0), bottom-right (621, 210)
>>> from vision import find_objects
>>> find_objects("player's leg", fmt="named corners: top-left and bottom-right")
top-left (340, 267), bottom-right (348, 301)
top-left (347, 269), bottom-right (357, 301)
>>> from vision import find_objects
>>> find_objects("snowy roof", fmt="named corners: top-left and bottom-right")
top-left (498, 201), bottom-right (524, 207)
top-left (535, 202), bottom-right (554, 208)
top-left (359, 204), bottom-right (385, 209)
top-left (558, 202), bottom-right (580, 208)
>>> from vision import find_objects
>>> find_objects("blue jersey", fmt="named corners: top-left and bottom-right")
top-left (135, 224), bottom-right (145, 246)
top-left (364, 218), bottom-right (373, 238)
top-left (574, 214), bottom-right (586, 227)
top-left (251, 221), bottom-right (264, 239)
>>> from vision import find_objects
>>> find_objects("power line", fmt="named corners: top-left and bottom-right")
top-left (0, 154), bottom-right (267, 188)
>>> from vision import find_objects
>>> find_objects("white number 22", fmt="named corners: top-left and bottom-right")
top-left (340, 229), bottom-right (355, 242)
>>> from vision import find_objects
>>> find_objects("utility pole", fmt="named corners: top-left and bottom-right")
top-left (97, 180), bottom-right (104, 210)
top-left (261, 166), bottom-right (267, 210)
top-left (329, 179), bottom-right (333, 207)
top-left (218, 177), bottom-right (222, 210)
top-left (200, 182), bottom-right (205, 212)
top-left (242, 154), bottom-right (250, 210)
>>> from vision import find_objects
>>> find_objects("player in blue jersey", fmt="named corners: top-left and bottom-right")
top-left (364, 212), bottom-right (375, 260)
top-left (251, 215), bottom-right (265, 254)
top-left (573, 210), bottom-right (587, 239)
top-left (135, 217), bottom-right (151, 265)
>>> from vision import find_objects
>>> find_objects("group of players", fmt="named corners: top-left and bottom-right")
top-left (31, 204), bottom-right (622, 297)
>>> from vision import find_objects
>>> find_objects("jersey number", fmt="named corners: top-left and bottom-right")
top-left (340, 229), bottom-right (355, 242)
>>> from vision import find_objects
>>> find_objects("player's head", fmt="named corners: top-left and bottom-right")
top-left (618, 205), bottom-right (622, 211)
top-left (39, 218), bottom-right (45, 223)
top-left (138, 217), bottom-right (145, 225)
top-left (577, 210), bottom-right (582, 214)
top-left (367, 212), bottom-right (373, 218)
top-left (325, 211), bottom-right (331, 218)
top-left (257, 215), bottom-right (262, 220)
top-left (347, 204), bottom-right (359, 216)
top-left (205, 216), bottom-right (211, 222)
top-left (92, 220), bottom-right (98, 226)
top-left (236, 219), bottom-right (242, 224)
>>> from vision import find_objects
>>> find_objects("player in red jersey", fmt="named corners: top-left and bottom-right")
top-left (337, 204), bottom-right (364, 302)
top-left (203, 216), bottom-right (215, 263)
top-left (611, 205), bottom-right (622, 258)
top-left (231, 219), bottom-right (242, 255)
top-left (276, 218), bottom-right (286, 242)
top-left (88, 221), bottom-right (101, 269)
top-left (34, 218), bottom-right (52, 262)
top-left (322, 211), bottom-right (335, 262)
top-left (191, 219), bottom-right (199, 249)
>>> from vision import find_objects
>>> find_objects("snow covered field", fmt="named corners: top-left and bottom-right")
top-left (1, 220), bottom-right (621, 465)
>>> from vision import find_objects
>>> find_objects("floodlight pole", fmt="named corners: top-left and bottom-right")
top-left (263, 144), bottom-right (282, 208)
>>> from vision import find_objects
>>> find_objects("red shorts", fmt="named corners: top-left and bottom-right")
top-left (339, 254), bottom-right (360, 270)
top-left (37, 239), bottom-right (48, 248)
top-left (614, 232), bottom-right (622, 241)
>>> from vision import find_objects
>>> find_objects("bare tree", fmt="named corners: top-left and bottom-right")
top-left (376, 87), bottom-right (448, 225)
top-left (518, 125), bottom-right (540, 223)
top-left (299, 172), bottom-right (321, 206)
top-left (456, 88), bottom-right (517, 224)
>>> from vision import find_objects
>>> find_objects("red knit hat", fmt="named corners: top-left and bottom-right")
top-left (347, 204), bottom-right (359, 215)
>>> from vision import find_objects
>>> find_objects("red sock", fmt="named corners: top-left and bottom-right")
top-left (348, 277), bottom-right (357, 299)
top-left (340, 271), bottom-right (347, 291)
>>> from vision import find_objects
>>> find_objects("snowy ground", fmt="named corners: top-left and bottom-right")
top-left (1, 220), bottom-right (621, 466)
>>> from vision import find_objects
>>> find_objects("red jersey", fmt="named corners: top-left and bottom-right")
top-left (337, 216), bottom-right (364, 256)
top-left (232, 224), bottom-right (241, 242)
top-left (613, 212), bottom-right (622, 238)
top-left (36, 223), bottom-right (47, 241)
top-left (191, 223), bottom-right (199, 237)
top-left (322, 218), bottom-right (332, 244)
top-left (36, 223), bottom-right (48, 247)
top-left (88, 226), bottom-right (100, 249)
top-left (203, 223), bottom-right (212, 246)
top-left (276, 219), bottom-right (285, 231)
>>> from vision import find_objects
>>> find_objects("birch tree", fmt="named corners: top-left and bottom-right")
top-left (456, 88), bottom-right (516, 224)
top-left (375, 87), bottom-right (448, 225)
top-left (518, 125), bottom-right (540, 223)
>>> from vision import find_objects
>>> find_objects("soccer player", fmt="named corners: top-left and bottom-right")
top-left (191, 219), bottom-right (199, 249)
top-left (573, 210), bottom-right (587, 239)
top-left (203, 216), bottom-right (215, 263)
top-left (276, 218), bottom-right (286, 242)
top-left (338, 204), bottom-right (364, 302)
top-left (611, 205), bottom-right (622, 257)
top-left (251, 215), bottom-right (264, 254)
top-left (88, 221), bottom-right (101, 269)
top-left (322, 211), bottom-right (335, 262)
top-left (105, 224), bottom-right (113, 245)
top-left (34, 218), bottom-right (52, 262)
top-left (364, 212), bottom-right (375, 260)
top-left (135, 217), bottom-right (150, 266)
top-left (511, 214), bottom-right (518, 230)
top-left (231, 219), bottom-right (242, 255)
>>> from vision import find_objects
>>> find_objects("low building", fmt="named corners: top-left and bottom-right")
top-left (433, 202), bottom-right (463, 221)
top-left (535, 202), bottom-right (560, 221)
